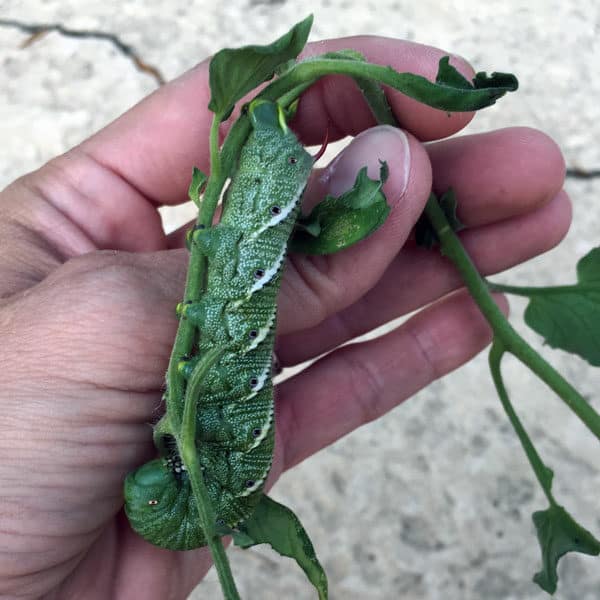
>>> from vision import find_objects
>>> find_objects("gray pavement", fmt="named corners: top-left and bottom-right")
top-left (1, 1), bottom-right (599, 598)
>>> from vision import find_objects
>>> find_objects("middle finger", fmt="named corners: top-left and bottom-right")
top-left (277, 127), bottom-right (569, 364)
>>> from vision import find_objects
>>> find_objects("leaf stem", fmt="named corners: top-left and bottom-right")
top-left (488, 281), bottom-right (594, 297)
top-left (167, 117), bottom-right (225, 421)
top-left (354, 76), bottom-right (396, 125)
top-left (275, 82), bottom-right (314, 111)
top-left (488, 342), bottom-right (556, 506)
top-left (165, 115), bottom-right (241, 599)
top-left (180, 347), bottom-right (240, 600)
top-left (424, 197), bottom-right (600, 441)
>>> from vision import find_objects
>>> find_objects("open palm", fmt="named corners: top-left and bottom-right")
top-left (0, 35), bottom-right (569, 600)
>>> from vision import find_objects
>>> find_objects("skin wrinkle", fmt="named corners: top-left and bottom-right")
top-left (58, 148), bottom-right (141, 242)
top-left (15, 167), bottom-right (98, 258)
top-left (1, 548), bottom-right (83, 597)
top-left (0, 217), bottom-right (65, 267)
top-left (336, 345), bottom-right (387, 426)
top-left (73, 145), bottom-right (167, 233)
top-left (68, 150), bottom-right (165, 251)
top-left (283, 252), bottom-right (339, 327)
top-left (0, 218), bottom-right (64, 297)
top-left (403, 310), bottom-right (446, 382)
top-left (277, 382), bottom-right (305, 471)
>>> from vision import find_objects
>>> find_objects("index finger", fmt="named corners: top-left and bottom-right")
top-left (81, 36), bottom-right (475, 207)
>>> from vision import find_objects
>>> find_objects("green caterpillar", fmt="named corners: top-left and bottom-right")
top-left (123, 100), bottom-right (313, 549)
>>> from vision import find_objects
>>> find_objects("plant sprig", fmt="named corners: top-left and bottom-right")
top-left (162, 13), bottom-right (599, 600)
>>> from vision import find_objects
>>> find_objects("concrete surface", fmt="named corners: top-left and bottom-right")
top-left (1, 1), bottom-right (599, 599)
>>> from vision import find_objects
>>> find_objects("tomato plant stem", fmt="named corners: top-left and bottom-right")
top-left (488, 281), bottom-right (597, 296)
top-left (165, 115), bottom-right (241, 599)
top-left (424, 196), bottom-right (600, 441)
top-left (489, 342), bottom-right (556, 506)
top-left (180, 347), bottom-right (241, 600)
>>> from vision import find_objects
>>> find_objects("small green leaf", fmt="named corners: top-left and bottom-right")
top-left (232, 495), bottom-right (328, 600)
top-left (208, 15), bottom-right (313, 120)
top-left (290, 162), bottom-right (390, 255)
top-left (532, 504), bottom-right (600, 594)
top-left (523, 247), bottom-right (600, 365)
top-left (415, 190), bottom-right (464, 248)
top-left (187, 167), bottom-right (207, 207)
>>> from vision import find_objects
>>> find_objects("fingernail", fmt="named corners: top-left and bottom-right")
top-left (319, 126), bottom-right (411, 198)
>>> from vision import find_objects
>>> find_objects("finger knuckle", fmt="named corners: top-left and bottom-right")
top-left (286, 253), bottom-right (349, 326)
top-left (338, 349), bottom-right (384, 424)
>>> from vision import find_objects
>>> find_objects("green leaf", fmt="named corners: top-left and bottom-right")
top-left (187, 167), bottom-right (207, 207)
top-left (208, 15), bottom-right (313, 120)
top-left (532, 503), bottom-right (600, 594)
top-left (290, 161), bottom-right (390, 255)
top-left (232, 495), bottom-right (328, 600)
top-left (415, 190), bottom-right (464, 248)
top-left (523, 247), bottom-right (600, 365)
top-left (436, 55), bottom-right (519, 101)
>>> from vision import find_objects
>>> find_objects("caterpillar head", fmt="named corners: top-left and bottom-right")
top-left (123, 459), bottom-right (208, 549)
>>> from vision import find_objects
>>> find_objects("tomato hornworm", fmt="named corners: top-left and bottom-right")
top-left (124, 100), bottom-right (316, 549)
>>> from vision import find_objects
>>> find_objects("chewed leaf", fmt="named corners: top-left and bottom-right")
top-left (523, 247), bottom-right (600, 365)
top-left (208, 15), bottom-right (313, 120)
top-left (415, 190), bottom-right (464, 248)
top-left (187, 167), bottom-right (207, 207)
top-left (532, 504), bottom-right (600, 594)
top-left (436, 55), bottom-right (519, 99)
top-left (232, 495), bottom-right (328, 600)
top-left (290, 161), bottom-right (390, 255)
top-left (473, 69), bottom-right (520, 92)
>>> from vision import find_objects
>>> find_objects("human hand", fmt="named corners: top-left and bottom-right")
top-left (0, 35), bottom-right (568, 600)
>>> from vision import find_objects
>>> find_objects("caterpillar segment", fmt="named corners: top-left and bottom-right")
top-left (124, 101), bottom-right (313, 550)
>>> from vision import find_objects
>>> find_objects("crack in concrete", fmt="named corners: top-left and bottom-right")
top-left (1, 19), bottom-right (598, 181)
top-left (0, 17), bottom-right (165, 86)
top-left (566, 167), bottom-right (600, 180)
